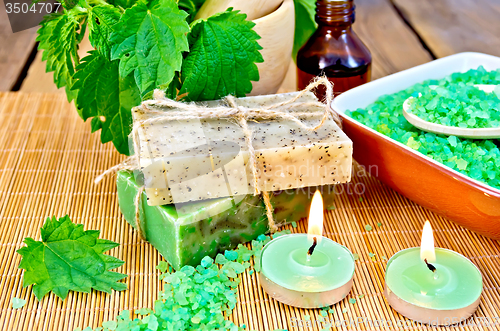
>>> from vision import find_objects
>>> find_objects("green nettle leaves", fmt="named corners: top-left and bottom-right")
top-left (73, 51), bottom-right (140, 154)
top-left (88, 4), bottom-right (121, 58)
top-left (293, 0), bottom-right (317, 59)
top-left (37, 12), bottom-right (82, 102)
top-left (73, 4), bottom-right (141, 154)
top-left (180, 9), bottom-right (263, 101)
top-left (108, 0), bottom-right (137, 10)
top-left (37, 0), bottom-right (263, 155)
top-left (17, 216), bottom-right (127, 300)
top-left (110, 0), bottom-right (190, 96)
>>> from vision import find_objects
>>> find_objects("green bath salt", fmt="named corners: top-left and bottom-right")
top-left (347, 66), bottom-right (500, 190)
top-left (408, 83), bottom-right (500, 129)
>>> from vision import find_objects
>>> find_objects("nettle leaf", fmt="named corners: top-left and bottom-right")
top-left (73, 51), bottom-right (140, 155)
top-left (17, 215), bottom-right (127, 301)
top-left (115, 73), bottom-right (141, 154)
top-left (32, 0), bottom-right (85, 10)
top-left (293, 0), bottom-right (317, 59)
top-left (179, 9), bottom-right (263, 101)
top-left (177, 0), bottom-right (205, 22)
top-left (110, 0), bottom-right (190, 96)
top-left (37, 12), bottom-right (83, 102)
top-left (108, 0), bottom-right (137, 9)
top-left (89, 4), bottom-right (121, 58)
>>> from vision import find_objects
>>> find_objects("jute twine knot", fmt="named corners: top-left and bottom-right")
top-left (96, 76), bottom-right (339, 238)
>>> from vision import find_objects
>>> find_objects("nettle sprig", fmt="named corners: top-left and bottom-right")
top-left (36, 0), bottom-right (316, 155)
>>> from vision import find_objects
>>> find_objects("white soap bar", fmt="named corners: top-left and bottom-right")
top-left (133, 92), bottom-right (353, 206)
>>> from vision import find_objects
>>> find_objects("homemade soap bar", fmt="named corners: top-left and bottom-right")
top-left (133, 92), bottom-right (353, 206)
top-left (117, 170), bottom-right (336, 269)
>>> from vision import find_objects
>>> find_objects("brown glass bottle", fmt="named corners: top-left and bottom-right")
top-left (297, 0), bottom-right (372, 99)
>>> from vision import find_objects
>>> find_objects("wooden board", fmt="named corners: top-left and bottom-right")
top-left (355, 0), bottom-right (433, 78)
top-left (0, 0), bottom-right (38, 91)
top-left (0, 92), bottom-right (500, 331)
top-left (393, 0), bottom-right (500, 57)
top-left (278, 0), bottom-right (433, 93)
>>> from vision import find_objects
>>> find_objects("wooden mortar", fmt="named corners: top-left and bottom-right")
top-left (195, 0), bottom-right (295, 96)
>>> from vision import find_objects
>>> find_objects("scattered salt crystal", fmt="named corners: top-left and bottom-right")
top-left (101, 321), bottom-right (117, 330)
top-left (201, 256), bottom-right (213, 268)
top-left (11, 297), bottom-right (26, 309)
top-left (83, 231), bottom-right (297, 331)
top-left (224, 250), bottom-right (238, 262)
top-left (456, 158), bottom-right (468, 170)
top-left (448, 136), bottom-right (458, 147)
top-left (215, 254), bottom-right (228, 265)
top-left (156, 261), bottom-right (169, 273)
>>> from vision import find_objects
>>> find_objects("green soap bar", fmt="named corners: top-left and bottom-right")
top-left (117, 170), bottom-right (335, 269)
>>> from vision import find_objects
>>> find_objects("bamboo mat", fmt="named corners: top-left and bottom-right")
top-left (0, 92), bottom-right (499, 331)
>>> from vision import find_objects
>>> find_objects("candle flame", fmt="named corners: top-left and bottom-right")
top-left (420, 221), bottom-right (436, 263)
top-left (307, 190), bottom-right (324, 243)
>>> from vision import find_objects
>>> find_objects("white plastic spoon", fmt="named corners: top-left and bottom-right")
top-left (402, 84), bottom-right (500, 139)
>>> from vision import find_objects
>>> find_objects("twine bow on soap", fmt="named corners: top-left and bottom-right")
top-left (96, 77), bottom-right (339, 237)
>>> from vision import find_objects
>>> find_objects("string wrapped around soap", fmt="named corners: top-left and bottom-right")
top-left (96, 77), bottom-right (339, 237)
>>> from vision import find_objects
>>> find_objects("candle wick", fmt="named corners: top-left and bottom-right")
top-left (308, 237), bottom-right (318, 256)
top-left (424, 258), bottom-right (436, 272)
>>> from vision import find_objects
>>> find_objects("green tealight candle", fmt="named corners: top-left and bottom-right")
top-left (385, 221), bottom-right (483, 326)
top-left (259, 191), bottom-right (355, 308)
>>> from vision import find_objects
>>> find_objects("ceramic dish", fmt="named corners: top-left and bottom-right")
top-left (332, 52), bottom-right (500, 240)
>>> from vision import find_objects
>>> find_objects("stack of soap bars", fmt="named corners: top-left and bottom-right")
top-left (117, 92), bottom-right (353, 269)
